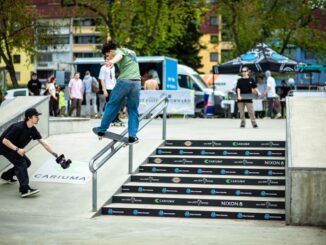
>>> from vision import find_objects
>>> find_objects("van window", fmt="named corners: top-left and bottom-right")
top-left (179, 74), bottom-right (202, 91)
top-left (13, 90), bottom-right (27, 97)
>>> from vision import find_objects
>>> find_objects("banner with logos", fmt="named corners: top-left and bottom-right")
top-left (31, 160), bottom-right (91, 184)
top-left (139, 90), bottom-right (195, 115)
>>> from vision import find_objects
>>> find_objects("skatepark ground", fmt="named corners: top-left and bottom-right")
top-left (0, 118), bottom-right (325, 245)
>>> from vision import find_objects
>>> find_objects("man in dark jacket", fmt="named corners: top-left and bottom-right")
top-left (27, 73), bottom-right (42, 96)
top-left (0, 108), bottom-right (59, 198)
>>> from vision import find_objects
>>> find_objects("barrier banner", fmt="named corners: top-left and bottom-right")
top-left (139, 90), bottom-right (195, 115)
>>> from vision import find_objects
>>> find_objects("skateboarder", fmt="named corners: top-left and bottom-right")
top-left (95, 40), bottom-right (141, 144)
top-left (0, 108), bottom-right (60, 197)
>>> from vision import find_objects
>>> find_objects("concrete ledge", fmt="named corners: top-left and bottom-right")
top-left (49, 117), bottom-right (91, 135)
top-left (288, 169), bottom-right (326, 226)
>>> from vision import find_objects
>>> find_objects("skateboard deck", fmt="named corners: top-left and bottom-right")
top-left (92, 127), bottom-right (129, 144)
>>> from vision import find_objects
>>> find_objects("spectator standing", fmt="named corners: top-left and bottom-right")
top-left (144, 73), bottom-right (159, 90)
top-left (58, 86), bottom-right (66, 116)
top-left (236, 66), bottom-right (261, 128)
top-left (48, 77), bottom-right (58, 116)
top-left (264, 70), bottom-right (281, 119)
top-left (68, 72), bottom-right (83, 117)
top-left (256, 76), bottom-right (267, 118)
top-left (82, 70), bottom-right (98, 117)
top-left (98, 56), bottom-right (122, 124)
top-left (27, 73), bottom-right (41, 96)
top-left (279, 80), bottom-right (290, 118)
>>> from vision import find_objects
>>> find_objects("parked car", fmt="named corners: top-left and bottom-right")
top-left (4, 88), bottom-right (29, 100)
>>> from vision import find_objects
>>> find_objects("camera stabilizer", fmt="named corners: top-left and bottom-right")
top-left (52, 152), bottom-right (72, 169)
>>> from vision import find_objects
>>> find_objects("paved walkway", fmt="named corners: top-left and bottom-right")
top-left (0, 119), bottom-right (325, 244)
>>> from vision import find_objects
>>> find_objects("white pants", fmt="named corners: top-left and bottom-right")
top-left (98, 94), bottom-right (106, 116)
top-left (85, 93), bottom-right (97, 116)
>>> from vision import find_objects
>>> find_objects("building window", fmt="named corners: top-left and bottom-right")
top-left (210, 34), bottom-right (218, 43)
top-left (210, 52), bottom-right (219, 62)
top-left (13, 55), bottom-right (21, 64)
top-left (15, 72), bottom-right (21, 81)
top-left (210, 16), bottom-right (218, 26)
top-left (40, 53), bottom-right (53, 62)
top-left (73, 18), bottom-right (98, 26)
top-left (73, 35), bottom-right (100, 44)
top-left (73, 52), bottom-right (101, 58)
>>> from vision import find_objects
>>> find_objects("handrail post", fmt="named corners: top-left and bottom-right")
top-left (162, 99), bottom-right (167, 140)
top-left (128, 144), bottom-right (133, 174)
top-left (92, 172), bottom-right (97, 212)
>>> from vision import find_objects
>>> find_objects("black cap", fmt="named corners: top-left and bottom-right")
top-left (25, 108), bottom-right (42, 118)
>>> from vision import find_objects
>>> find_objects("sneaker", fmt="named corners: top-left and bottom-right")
top-left (240, 124), bottom-right (245, 128)
top-left (97, 131), bottom-right (105, 137)
top-left (275, 113), bottom-right (282, 119)
top-left (21, 188), bottom-right (40, 198)
top-left (253, 124), bottom-right (258, 128)
top-left (1, 175), bottom-right (17, 184)
top-left (128, 136), bottom-right (139, 144)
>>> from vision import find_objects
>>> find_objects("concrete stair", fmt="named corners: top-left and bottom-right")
top-left (102, 140), bottom-right (286, 221)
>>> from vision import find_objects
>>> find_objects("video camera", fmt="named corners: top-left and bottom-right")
top-left (55, 154), bottom-right (72, 169)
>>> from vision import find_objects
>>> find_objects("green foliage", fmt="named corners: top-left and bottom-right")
top-left (218, 0), bottom-right (326, 60)
top-left (62, 0), bottom-right (207, 66)
top-left (0, 0), bottom-right (57, 87)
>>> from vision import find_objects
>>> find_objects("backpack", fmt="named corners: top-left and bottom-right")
top-left (91, 77), bottom-right (99, 93)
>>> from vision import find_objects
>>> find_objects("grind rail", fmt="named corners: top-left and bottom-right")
top-left (89, 96), bottom-right (169, 212)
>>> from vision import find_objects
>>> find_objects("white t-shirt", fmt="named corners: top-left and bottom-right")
top-left (267, 76), bottom-right (276, 97)
top-left (99, 65), bottom-right (116, 90)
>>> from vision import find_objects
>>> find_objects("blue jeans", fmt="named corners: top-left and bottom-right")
top-left (97, 80), bottom-right (140, 137)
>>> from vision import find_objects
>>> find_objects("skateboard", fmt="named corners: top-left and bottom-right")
top-left (92, 127), bottom-right (129, 144)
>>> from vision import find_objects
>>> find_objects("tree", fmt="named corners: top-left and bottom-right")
top-left (218, 0), bottom-right (326, 61)
top-left (0, 0), bottom-right (52, 88)
top-left (61, 0), bottom-right (207, 58)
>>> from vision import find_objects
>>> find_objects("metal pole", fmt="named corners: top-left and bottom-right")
top-left (163, 101), bottom-right (167, 140)
top-left (128, 144), bottom-right (133, 174)
top-left (92, 172), bottom-right (97, 212)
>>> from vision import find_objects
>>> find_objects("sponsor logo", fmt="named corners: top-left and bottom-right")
top-left (162, 188), bottom-right (167, 193)
top-left (267, 151), bottom-right (273, 156)
top-left (179, 150), bottom-right (184, 155)
top-left (186, 188), bottom-right (192, 194)
top-left (221, 201), bottom-right (243, 207)
top-left (154, 158), bottom-right (162, 164)
top-left (172, 177), bottom-right (181, 183)
top-left (108, 209), bottom-right (113, 215)
top-left (220, 169), bottom-right (226, 175)
top-left (154, 198), bottom-right (175, 204)
top-left (264, 214), bottom-right (270, 220)
top-left (264, 160), bottom-right (284, 166)
top-left (159, 210), bottom-right (164, 216)
top-left (133, 210), bottom-right (139, 216)
top-left (193, 178), bottom-right (213, 184)
top-left (158, 149), bottom-right (163, 154)
top-left (233, 142), bottom-right (250, 146)
top-left (197, 169), bottom-right (203, 174)
top-left (152, 167), bottom-right (157, 172)
top-left (184, 211), bottom-right (190, 217)
top-left (210, 189), bottom-right (216, 195)
top-left (245, 151), bottom-right (250, 156)
top-left (211, 212), bottom-right (217, 218)
top-left (235, 190), bottom-right (241, 196)
top-left (244, 170), bottom-right (250, 175)
top-left (260, 191), bottom-right (266, 197)
top-left (174, 168), bottom-right (180, 173)
top-left (137, 187), bottom-right (143, 193)
top-left (237, 213), bottom-right (243, 219)
top-left (184, 141), bottom-right (192, 146)
top-left (223, 151), bottom-right (228, 156)
top-left (268, 170), bottom-right (273, 176)
top-left (200, 150), bottom-right (206, 155)
top-left (225, 179), bottom-right (246, 184)
top-left (265, 202), bottom-right (271, 208)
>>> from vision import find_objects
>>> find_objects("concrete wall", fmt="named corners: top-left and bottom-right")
top-left (49, 117), bottom-right (90, 135)
top-left (286, 96), bottom-right (326, 226)
top-left (0, 96), bottom-right (49, 171)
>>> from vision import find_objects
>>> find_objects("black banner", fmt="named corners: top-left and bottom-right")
top-left (165, 140), bottom-right (285, 148)
top-left (131, 175), bottom-right (285, 186)
top-left (112, 196), bottom-right (285, 209)
top-left (102, 207), bottom-right (285, 220)
top-left (156, 148), bottom-right (285, 157)
top-left (148, 157), bottom-right (285, 167)
top-left (122, 185), bottom-right (285, 197)
top-left (139, 166), bottom-right (285, 176)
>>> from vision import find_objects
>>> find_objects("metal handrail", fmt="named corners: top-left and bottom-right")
top-left (89, 96), bottom-right (168, 211)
